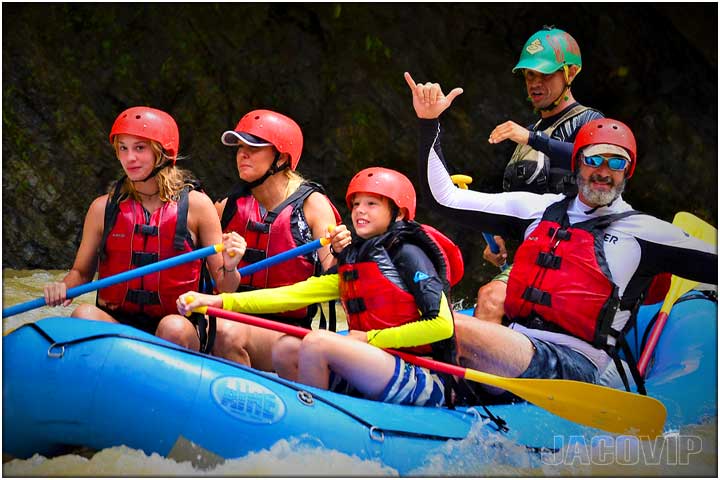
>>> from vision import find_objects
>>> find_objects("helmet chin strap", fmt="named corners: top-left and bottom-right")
top-left (532, 65), bottom-right (580, 113)
top-left (387, 204), bottom-right (401, 231)
top-left (245, 152), bottom-right (289, 190)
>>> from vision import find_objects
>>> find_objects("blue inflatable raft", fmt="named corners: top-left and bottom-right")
top-left (3, 292), bottom-right (716, 473)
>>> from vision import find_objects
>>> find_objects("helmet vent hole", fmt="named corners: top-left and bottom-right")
top-left (135, 115), bottom-right (141, 119)
top-left (254, 115), bottom-right (260, 120)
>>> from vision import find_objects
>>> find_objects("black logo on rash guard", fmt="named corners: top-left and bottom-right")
top-left (603, 233), bottom-right (619, 244)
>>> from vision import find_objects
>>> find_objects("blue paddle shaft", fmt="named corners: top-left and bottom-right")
top-left (482, 233), bottom-right (500, 254)
top-left (482, 232), bottom-right (509, 271)
top-left (237, 238), bottom-right (324, 276)
top-left (2, 243), bottom-right (222, 318)
top-left (3, 238), bottom-right (327, 319)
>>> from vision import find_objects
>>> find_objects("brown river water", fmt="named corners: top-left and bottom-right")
top-left (2, 269), bottom-right (717, 476)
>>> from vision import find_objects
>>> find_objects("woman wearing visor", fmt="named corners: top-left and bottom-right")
top-left (161, 109), bottom-right (343, 370)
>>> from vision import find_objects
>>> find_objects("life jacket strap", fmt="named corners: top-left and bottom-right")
top-left (134, 224), bottom-right (159, 236)
top-left (342, 269), bottom-right (359, 282)
top-left (345, 298), bottom-right (366, 314)
top-left (317, 301), bottom-right (338, 332)
top-left (173, 187), bottom-right (191, 251)
top-left (243, 248), bottom-right (267, 264)
top-left (131, 251), bottom-right (159, 267)
top-left (247, 220), bottom-right (270, 234)
top-left (126, 289), bottom-right (160, 305)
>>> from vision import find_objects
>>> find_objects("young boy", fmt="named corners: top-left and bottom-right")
top-left (178, 167), bottom-right (458, 407)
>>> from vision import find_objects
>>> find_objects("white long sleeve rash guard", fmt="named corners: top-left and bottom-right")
top-left (416, 118), bottom-right (717, 369)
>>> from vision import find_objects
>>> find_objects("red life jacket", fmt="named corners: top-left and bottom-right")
top-left (505, 196), bottom-right (639, 349)
top-left (338, 221), bottom-right (462, 356)
top-left (97, 187), bottom-right (201, 319)
top-left (221, 182), bottom-right (341, 324)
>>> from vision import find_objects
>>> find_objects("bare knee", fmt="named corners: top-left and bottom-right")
top-left (155, 315), bottom-right (198, 349)
top-left (71, 304), bottom-right (112, 321)
top-left (214, 322), bottom-right (246, 352)
top-left (299, 330), bottom-right (335, 360)
top-left (273, 335), bottom-right (301, 380)
top-left (213, 321), bottom-right (251, 366)
top-left (474, 280), bottom-right (507, 323)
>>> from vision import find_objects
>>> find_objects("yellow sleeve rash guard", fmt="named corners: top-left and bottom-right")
top-left (221, 274), bottom-right (340, 314)
top-left (365, 294), bottom-right (454, 349)
top-left (220, 257), bottom-right (453, 352)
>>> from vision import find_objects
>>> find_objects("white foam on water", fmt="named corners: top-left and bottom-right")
top-left (407, 419), bottom-right (545, 476)
top-left (2, 415), bottom-right (717, 476)
top-left (3, 439), bottom-right (398, 477)
top-left (408, 417), bottom-right (717, 477)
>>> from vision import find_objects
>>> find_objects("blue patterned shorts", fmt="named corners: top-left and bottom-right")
top-left (378, 357), bottom-right (445, 407)
top-left (329, 357), bottom-right (445, 407)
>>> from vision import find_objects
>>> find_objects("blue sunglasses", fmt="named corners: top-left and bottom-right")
top-left (582, 155), bottom-right (629, 171)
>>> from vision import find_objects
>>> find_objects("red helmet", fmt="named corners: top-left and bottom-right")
top-left (572, 118), bottom-right (638, 178)
top-left (109, 107), bottom-right (180, 161)
top-left (222, 109), bottom-right (303, 170)
top-left (345, 167), bottom-right (416, 220)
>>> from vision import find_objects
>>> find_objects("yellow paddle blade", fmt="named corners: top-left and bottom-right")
top-left (660, 213), bottom-right (717, 314)
top-left (673, 212), bottom-right (717, 245)
top-left (464, 368), bottom-right (667, 437)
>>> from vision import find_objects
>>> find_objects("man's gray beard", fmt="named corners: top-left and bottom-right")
top-left (577, 173), bottom-right (626, 207)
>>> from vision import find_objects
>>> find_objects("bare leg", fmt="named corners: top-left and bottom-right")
top-left (272, 335), bottom-right (302, 381)
top-left (155, 314), bottom-right (201, 351)
top-left (453, 312), bottom-right (534, 395)
top-left (71, 304), bottom-right (119, 322)
top-left (473, 280), bottom-right (507, 324)
top-left (298, 330), bottom-right (396, 399)
top-left (213, 319), bottom-right (284, 371)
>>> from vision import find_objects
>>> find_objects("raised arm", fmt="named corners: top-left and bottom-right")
top-left (405, 73), bottom-right (545, 238)
top-left (404, 72), bottom-right (463, 120)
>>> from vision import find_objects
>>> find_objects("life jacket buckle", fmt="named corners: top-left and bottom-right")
top-left (126, 289), bottom-right (161, 305)
top-left (536, 252), bottom-right (562, 269)
top-left (556, 228), bottom-right (571, 241)
top-left (131, 251), bottom-right (159, 267)
top-left (342, 270), bottom-right (359, 282)
top-left (522, 287), bottom-right (552, 307)
top-left (345, 298), bottom-right (366, 313)
top-left (247, 220), bottom-right (270, 234)
top-left (134, 224), bottom-right (159, 236)
top-left (548, 226), bottom-right (571, 250)
top-left (243, 248), bottom-right (267, 264)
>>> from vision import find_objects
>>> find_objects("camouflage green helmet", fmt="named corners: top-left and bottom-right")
top-left (512, 27), bottom-right (582, 74)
